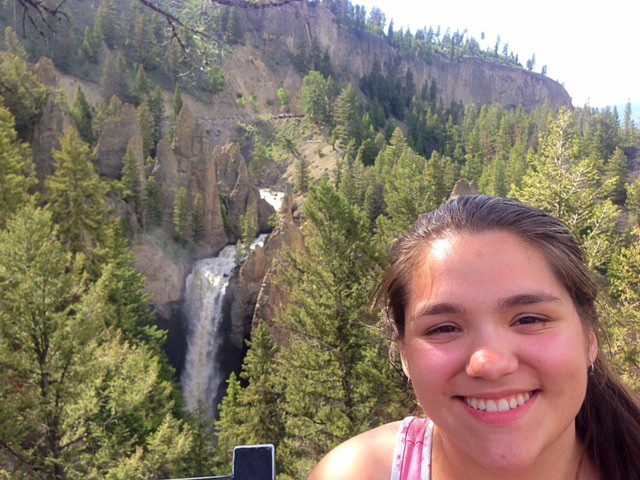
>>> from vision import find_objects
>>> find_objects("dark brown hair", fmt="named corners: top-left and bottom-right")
top-left (377, 195), bottom-right (640, 480)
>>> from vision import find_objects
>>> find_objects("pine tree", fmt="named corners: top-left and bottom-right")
top-left (333, 83), bottom-right (363, 149)
top-left (274, 182), bottom-right (406, 478)
top-left (130, 6), bottom-right (160, 69)
top-left (170, 85), bottom-right (183, 139)
top-left (172, 187), bottom-right (190, 242)
top-left (182, 409), bottom-right (216, 477)
top-left (0, 102), bottom-right (35, 228)
top-left (137, 99), bottom-right (155, 158)
top-left (3, 26), bottom-right (27, 59)
top-left (375, 129), bottom-right (443, 248)
top-left (626, 176), bottom-right (640, 225)
top-left (235, 206), bottom-right (257, 260)
top-left (605, 228), bottom-right (640, 389)
top-left (121, 142), bottom-right (144, 217)
top-left (277, 86), bottom-right (291, 113)
top-left (298, 71), bottom-right (331, 125)
top-left (145, 176), bottom-right (163, 227)
top-left (80, 26), bottom-right (99, 64)
top-left (603, 147), bottom-right (628, 204)
top-left (213, 373), bottom-right (244, 473)
top-left (70, 86), bottom-right (94, 145)
top-left (191, 193), bottom-right (205, 243)
top-left (510, 108), bottom-right (620, 270)
top-left (95, 0), bottom-right (124, 49)
top-left (215, 322), bottom-right (283, 473)
top-left (148, 86), bottom-right (165, 146)
top-left (45, 127), bottom-right (108, 258)
top-left (0, 28), bottom-right (49, 134)
top-left (623, 101), bottom-right (635, 145)
top-left (132, 64), bottom-right (151, 106)
top-left (0, 205), bottom-right (186, 478)
top-left (101, 51), bottom-right (130, 102)
top-left (294, 157), bottom-right (309, 194)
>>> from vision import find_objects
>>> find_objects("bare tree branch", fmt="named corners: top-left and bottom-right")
top-left (10, 0), bottom-right (305, 49)
top-left (15, 0), bottom-right (69, 36)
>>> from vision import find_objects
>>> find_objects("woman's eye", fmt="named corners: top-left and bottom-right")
top-left (426, 324), bottom-right (459, 336)
top-left (515, 315), bottom-right (546, 326)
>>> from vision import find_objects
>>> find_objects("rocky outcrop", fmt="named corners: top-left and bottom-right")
top-left (131, 236), bottom-right (191, 319)
top-left (226, 194), bottom-right (303, 350)
top-left (229, 3), bottom-right (571, 112)
top-left (153, 104), bottom-right (228, 256)
top-left (251, 194), bottom-right (304, 345)
top-left (96, 103), bottom-right (141, 178)
top-left (450, 178), bottom-right (480, 198)
top-left (28, 59), bottom-right (70, 181)
top-left (33, 57), bottom-right (59, 88)
top-left (228, 244), bottom-right (269, 349)
top-left (215, 142), bottom-right (274, 235)
top-left (30, 94), bottom-right (69, 181)
top-left (132, 235), bottom-right (190, 374)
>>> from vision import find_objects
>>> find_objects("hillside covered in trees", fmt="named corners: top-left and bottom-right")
top-left (0, 0), bottom-right (639, 479)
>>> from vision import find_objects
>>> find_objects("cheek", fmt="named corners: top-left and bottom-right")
top-left (521, 332), bottom-right (590, 395)
top-left (404, 343), bottom-right (466, 397)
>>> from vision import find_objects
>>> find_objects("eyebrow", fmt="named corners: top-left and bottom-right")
top-left (498, 292), bottom-right (563, 309)
top-left (410, 292), bottom-right (563, 323)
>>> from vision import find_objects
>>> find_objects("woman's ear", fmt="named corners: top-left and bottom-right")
top-left (400, 347), bottom-right (410, 380)
top-left (588, 328), bottom-right (598, 364)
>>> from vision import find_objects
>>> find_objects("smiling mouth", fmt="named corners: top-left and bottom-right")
top-left (462, 391), bottom-right (535, 413)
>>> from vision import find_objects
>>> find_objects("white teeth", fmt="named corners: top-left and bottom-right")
top-left (486, 400), bottom-right (498, 412)
top-left (464, 392), bottom-right (533, 413)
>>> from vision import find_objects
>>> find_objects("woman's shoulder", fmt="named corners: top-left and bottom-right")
top-left (307, 421), bottom-right (402, 480)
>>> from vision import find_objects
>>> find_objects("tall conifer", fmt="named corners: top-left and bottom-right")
top-left (45, 128), bottom-right (107, 258)
top-left (0, 103), bottom-right (35, 228)
top-left (71, 86), bottom-right (94, 145)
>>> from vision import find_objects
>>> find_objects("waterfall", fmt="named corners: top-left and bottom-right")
top-left (259, 188), bottom-right (285, 213)
top-left (181, 190), bottom-right (282, 416)
top-left (181, 236), bottom-right (267, 415)
top-left (180, 245), bottom-right (237, 414)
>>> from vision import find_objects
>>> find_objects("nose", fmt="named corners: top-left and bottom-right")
top-left (466, 346), bottom-right (519, 380)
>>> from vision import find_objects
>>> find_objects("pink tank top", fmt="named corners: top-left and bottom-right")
top-left (389, 416), bottom-right (434, 480)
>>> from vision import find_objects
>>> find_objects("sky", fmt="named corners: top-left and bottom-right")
top-left (354, 0), bottom-right (638, 109)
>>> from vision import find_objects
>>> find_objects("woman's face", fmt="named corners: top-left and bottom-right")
top-left (400, 231), bottom-right (597, 475)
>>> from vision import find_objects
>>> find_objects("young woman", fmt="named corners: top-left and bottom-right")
top-left (309, 195), bottom-right (640, 480)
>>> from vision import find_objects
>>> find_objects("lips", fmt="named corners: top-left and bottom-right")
top-left (463, 391), bottom-right (533, 413)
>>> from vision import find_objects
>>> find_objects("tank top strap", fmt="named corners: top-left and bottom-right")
top-left (389, 416), bottom-right (434, 480)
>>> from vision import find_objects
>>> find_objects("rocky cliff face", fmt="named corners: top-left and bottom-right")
top-left (153, 104), bottom-right (229, 256)
top-left (30, 58), bottom-right (70, 181)
top-left (223, 3), bottom-right (571, 112)
top-left (215, 143), bottom-right (274, 237)
top-left (96, 103), bottom-right (142, 179)
top-left (251, 194), bottom-right (304, 344)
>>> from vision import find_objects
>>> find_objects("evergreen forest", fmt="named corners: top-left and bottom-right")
top-left (0, 1), bottom-right (639, 479)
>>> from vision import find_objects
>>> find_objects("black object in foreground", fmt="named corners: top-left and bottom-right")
top-left (169, 444), bottom-right (275, 480)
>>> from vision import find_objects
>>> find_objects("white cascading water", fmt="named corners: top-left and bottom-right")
top-left (259, 188), bottom-right (285, 213)
top-left (181, 189), bottom-right (283, 415)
